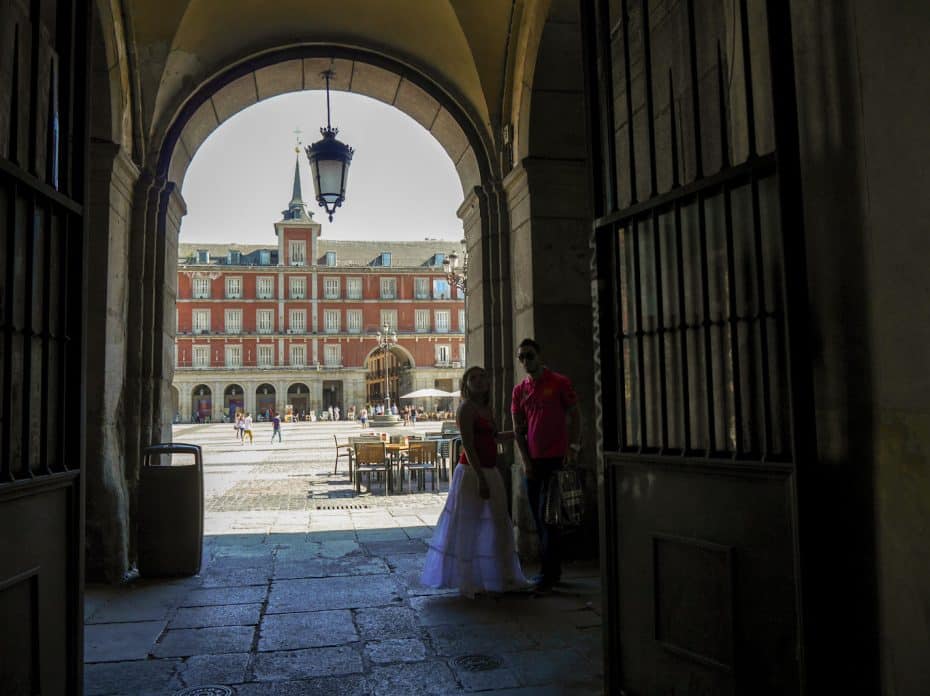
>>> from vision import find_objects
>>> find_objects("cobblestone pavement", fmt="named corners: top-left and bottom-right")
top-left (85, 422), bottom-right (604, 695)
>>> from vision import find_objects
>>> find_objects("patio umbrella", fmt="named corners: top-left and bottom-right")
top-left (399, 388), bottom-right (452, 399)
top-left (448, 390), bottom-right (461, 398)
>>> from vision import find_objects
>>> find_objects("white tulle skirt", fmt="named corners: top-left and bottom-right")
top-left (421, 462), bottom-right (530, 597)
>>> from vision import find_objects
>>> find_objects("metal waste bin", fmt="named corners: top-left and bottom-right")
top-left (138, 443), bottom-right (204, 577)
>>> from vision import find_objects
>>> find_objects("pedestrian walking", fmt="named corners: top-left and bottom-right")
top-left (234, 412), bottom-right (243, 441)
top-left (421, 366), bottom-right (531, 598)
top-left (511, 338), bottom-right (581, 591)
top-left (360, 407), bottom-right (368, 428)
top-left (271, 412), bottom-right (282, 443)
top-left (242, 413), bottom-right (254, 445)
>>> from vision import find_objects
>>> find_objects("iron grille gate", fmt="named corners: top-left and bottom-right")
top-left (0, 1), bottom-right (88, 693)
top-left (585, 0), bottom-right (814, 693)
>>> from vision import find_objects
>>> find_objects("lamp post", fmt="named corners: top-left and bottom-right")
top-left (305, 69), bottom-right (354, 222)
top-left (442, 245), bottom-right (467, 293)
top-left (376, 323), bottom-right (397, 411)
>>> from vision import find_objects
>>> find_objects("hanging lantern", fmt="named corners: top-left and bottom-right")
top-left (305, 69), bottom-right (354, 222)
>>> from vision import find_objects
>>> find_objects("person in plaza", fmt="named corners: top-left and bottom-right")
top-left (241, 412), bottom-right (254, 445)
top-left (512, 338), bottom-right (581, 591)
top-left (359, 406), bottom-right (368, 427)
top-left (234, 411), bottom-right (243, 441)
top-left (271, 411), bottom-right (282, 443)
top-left (334, 405), bottom-right (341, 421)
top-left (421, 366), bottom-right (530, 598)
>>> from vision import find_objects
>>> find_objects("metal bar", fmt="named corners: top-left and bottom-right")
top-left (686, 0), bottom-right (704, 179)
top-left (697, 194), bottom-right (716, 453)
top-left (0, 159), bottom-right (84, 214)
top-left (20, 193), bottom-right (37, 477)
top-left (1, 181), bottom-right (16, 481)
top-left (738, 0), bottom-right (758, 158)
top-left (640, 0), bottom-right (658, 196)
top-left (652, 209), bottom-right (669, 450)
top-left (631, 218), bottom-right (647, 448)
top-left (613, 225), bottom-right (628, 448)
top-left (620, 0), bottom-right (638, 204)
top-left (593, 152), bottom-right (776, 229)
top-left (723, 186), bottom-right (744, 455)
top-left (9, 24), bottom-right (21, 166)
top-left (669, 70), bottom-right (681, 188)
top-left (57, 213), bottom-right (69, 472)
top-left (605, 450), bottom-right (794, 474)
top-left (717, 41), bottom-right (731, 170)
top-left (750, 177), bottom-right (772, 456)
top-left (589, 0), bottom-right (618, 216)
top-left (674, 201), bottom-right (691, 451)
top-left (28, 0), bottom-right (40, 175)
top-left (40, 202), bottom-right (52, 474)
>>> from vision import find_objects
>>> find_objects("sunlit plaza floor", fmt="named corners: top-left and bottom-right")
top-left (84, 421), bottom-right (604, 695)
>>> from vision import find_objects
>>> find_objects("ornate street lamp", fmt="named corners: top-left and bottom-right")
top-left (305, 70), bottom-right (354, 222)
top-left (376, 323), bottom-right (398, 410)
top-left (442, 246), bottom-right (467, 293)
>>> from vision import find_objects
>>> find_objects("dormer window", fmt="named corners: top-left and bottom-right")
top-left (434, 252), bottom-right (444, 267)
top-left (259, 250), bottom-right (271, 265)
top-left (380, 252), bottom-right (392, 267)
top-left (197, 249), bottom-right (209, 264)
top-left (325, 251), bottom-right (336, 266)
top-left (228, 250), bottom-right (241, 265)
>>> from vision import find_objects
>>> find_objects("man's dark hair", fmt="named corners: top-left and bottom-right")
top-left (518, 338), bottom-right (541, 353)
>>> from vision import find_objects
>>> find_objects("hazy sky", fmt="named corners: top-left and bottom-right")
top-left (179, 91), bottom-right (465, 244)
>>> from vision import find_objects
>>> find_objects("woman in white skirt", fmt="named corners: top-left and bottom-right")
top-left (421, 366), bottom-right (530, 597)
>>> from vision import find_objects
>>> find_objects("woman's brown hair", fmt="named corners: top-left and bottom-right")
top-left (459, 366), bottom-right (490, 406)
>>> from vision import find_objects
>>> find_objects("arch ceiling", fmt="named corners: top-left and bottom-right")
top-left (128, 0), bottom-right (517, 164)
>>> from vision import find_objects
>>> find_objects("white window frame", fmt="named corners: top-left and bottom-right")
top-left (192, 277), bottom-right (211, 299)
top-left (380, 310), bottom-right (397, 332)
top-left (433, 278), bottom-right (451, 300)
top-left (434, 310), bottom-right (450, 333)
top-left (347, 309), bottom-right (363, 334)
top-left (289, 276), bottom-right (306, 299)
top-left (458, 343), bottom-right (466, 365)
top-left (225, 276), bottom-right (242, 299)
top-left (225, 345), bottom-right (242, 368)
top-left (192, 309), bottom-right (210, 334)
top-left (257, 344), bottom-right (274, 367)
top-left (289, 309), bottom-right (306, 334)
top-left (256, 309), bottom-right (274, 334)
top-left (458, 309), bottom-right (466, 333)
top-left (256, 276), bottom-right (274, 299)
top-left (323, 309), bottom-right (340, 334)
top-left (435, 344), bottom-right (451, 366)
top-left (414, 277), bottom-right (429, 299)
top-left (323, 344), bottom-right (342, 367)
top-left (290, 343), bottom-right (306, 367)
top-left (224, 308), bottom-right (242, 334)
top-left (192, 345), bottom-right (209, 367)
top-left (380, 277), bottom-right (397, 299)
top-left (346, 277), bottom-right (362, 299)
top-left (415, 309), bottom-right (430, 333)
top-left (323, 276), bottom-right (340, 299)
top-left (289, 240), bottom-right (306, 266)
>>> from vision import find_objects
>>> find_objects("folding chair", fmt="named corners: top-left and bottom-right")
top-left (354, 442), bottom-right (391, 495)
top-left (402, 440), bottom-right (440, 492)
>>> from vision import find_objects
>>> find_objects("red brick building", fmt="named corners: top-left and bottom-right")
top-left (172, 163), bottom-right (465, 421)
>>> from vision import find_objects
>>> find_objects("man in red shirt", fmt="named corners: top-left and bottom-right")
top-left (512, 338), bottom-right (581, 590)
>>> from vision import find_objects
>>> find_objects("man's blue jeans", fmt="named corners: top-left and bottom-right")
top-left (525, 457), bottom-right (563, 582)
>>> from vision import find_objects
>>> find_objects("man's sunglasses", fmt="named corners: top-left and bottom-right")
top-left (517, 352), bottom-right (537, 362)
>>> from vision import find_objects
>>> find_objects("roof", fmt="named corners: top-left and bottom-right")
top-left (178, 239), bottom-right (464, 269)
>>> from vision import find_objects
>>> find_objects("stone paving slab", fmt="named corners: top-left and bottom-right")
top-left (232, 674), bottom-right (373, 695)
top-left (84, 620), bottom-right (166, 662)
top-left (354, 605), bottom-right (424, 640)
top-left (366, 660), bottom-right (463, 695)
top-left (176, 652), bottom-right (251, 688)
top-left (152, 624), bottom-right (257, 657)
top-left (273, 555), bottom-right (390, 579)
top-left (365, 637), bottom-right (428, 664)
top-left (182, 584), bottom-right (267, 607)
top-left (169, 602), bottom-right (263, 629)
top-left (84, 658), bottom-right (182, 695)
top-left (267, 575), bottom-right (403, 613)
top-left (251, 645), bottom-right (364, 681)
top-left (258, 609), bottom-right (358, 651)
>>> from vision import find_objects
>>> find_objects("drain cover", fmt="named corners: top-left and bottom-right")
top-left (315, 503), bottom-right (370, 510)
top-left (452, 654), bottom-right (503, 672)
top-left (175, 687), bottom-right (234, 696)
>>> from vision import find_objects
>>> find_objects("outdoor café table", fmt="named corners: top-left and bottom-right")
top-left (385, 442), bottom-right (409, 491)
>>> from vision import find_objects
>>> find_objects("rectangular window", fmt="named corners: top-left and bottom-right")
top-left (325, 251), bottom-right (336, 266)
top-left (192, 277), bottom-right (211, 299)
top-left (323, 277), bottom-right (340, 299)
top-left (256, 276), bottom-right (274, 299)
top-left (259, 250), bottom-right (271, 265)
top-left (347, 309), bottom-right (362, 334)
top-left (193, 309), bottom-right (211, 333)
top-left (380, 310), bottom-right (397, 332)
top-left (434, 252), bottom-right (445, 267)
top-left (225, 345), bottom-right (242, 368)
top-left (192, 345), bottom-right (209, 367)
top-left (196, 249), bottom-right (209, 263)
top-left (415, 309), bottom-right (430, 333)
top-left (225, 276), bottom-right (242, 299)
top-left (224, 309), bottom-right (242, 334)
top-left (458, 309), bottom-right (466, 332)
top-left (380, 252), bottom-right (392, 267)
top-left (380, 277), bottom-right (397, 299)
top-left (290, 343), bottom-right (306, 367)
top-left (289, 240), bottom-right (306, 266)
top-left (434, 310), bottom-right (450, 333)
top-left (256, 309), bottom-right (274, 334)
top-left (257, 344), bottom-right (274, 367)
top-left (324, 309), bottom-right (340, 333)
top-left (414, 277), bottom-right (429, 299)
top-left (433, 278), bottom-right (451, 299)
top-left (289, 309), bottom-right (306, 333)
top-left (459, 343), bottom-right (466, 364)
top-left (324, 344), bottom-right (342, 366)
top-left (289, 276), bottom-right (306, 299)
top-left (435, 344), bottom-right (450, 365)
top-left (346, 277), bottom-right (362, 299)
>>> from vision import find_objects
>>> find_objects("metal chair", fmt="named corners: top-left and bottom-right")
top-left (402, 440), bottom-right (440, 492)
top-left (354, 441), bottom-right (391, 495)
top-left (333, 434), bottom-right (354, 477)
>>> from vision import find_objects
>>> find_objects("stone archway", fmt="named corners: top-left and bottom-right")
top-left (191, 384), bottom-right (212, 423)
top-left (255, 383), bottom-right (277, 420)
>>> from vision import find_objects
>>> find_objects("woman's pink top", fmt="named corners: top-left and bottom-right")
top-left (459, 413), bottom-right (497, 468)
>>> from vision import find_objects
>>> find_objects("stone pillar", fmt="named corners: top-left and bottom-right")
top-left (155, 185), bottom-right (186, 442)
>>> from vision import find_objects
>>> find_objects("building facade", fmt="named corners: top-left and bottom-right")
top-left (172, 165), bottom-right (465, 421)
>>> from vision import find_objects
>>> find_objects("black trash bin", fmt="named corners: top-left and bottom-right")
top-left (138, 443), bottom-right (204, 577)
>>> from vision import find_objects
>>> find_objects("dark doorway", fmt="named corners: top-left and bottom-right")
top-left (322, 380), bottom-right (343, 414)
top-left (256, 383), bottom-right (276, 420)
top-left (192, 385), bottom-right (212, 423)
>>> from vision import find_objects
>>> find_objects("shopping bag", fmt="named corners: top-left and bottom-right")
top-left (543, 469), bottom-right (585, 527)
